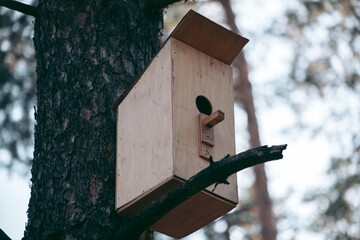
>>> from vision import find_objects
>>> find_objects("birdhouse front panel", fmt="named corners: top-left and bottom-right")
top-left (170, 38), bottom-right (238, 203)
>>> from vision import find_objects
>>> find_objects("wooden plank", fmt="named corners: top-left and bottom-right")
top-left (117, 177), bottom-right (183, 218)
top-left (151, 188), bottom-right (235, 238)
top-left (199, 113), bottom-right (214, 160)
top-left (171, 10), bottom-right (249, 65)
top-left (171, 38), bottom-right (238, 204)
top-left (199, 141), bottom-right (214, 160)
top-left (116, 40), bottom-right (174, 210)
top-left (203, 110), bottom-right (225, 127)
top-left (199, 114), bottom-right (215, 146)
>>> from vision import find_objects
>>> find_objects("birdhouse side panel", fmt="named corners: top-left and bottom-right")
top-left (116, 42), bottom-right (174, 210)
top-left (170, 38), bottom-right (238, 203)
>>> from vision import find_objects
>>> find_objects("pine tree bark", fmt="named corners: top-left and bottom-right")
top-left (24, 1), bottom-right (163, 239)
top-left (219, 0), bottom-right (278, 239)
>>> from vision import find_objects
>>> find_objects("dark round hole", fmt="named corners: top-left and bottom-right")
top-left (196, 96), bottom-right (212, 115)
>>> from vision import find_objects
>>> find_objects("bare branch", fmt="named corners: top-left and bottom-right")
top-left (0, 228), bottom-right (11, 240)
top-left (0, 0), bottom-right (39, 18)
top-left (112, 144), bottom-right (287, 239)
top-left (145, 0), bottom-right (194, 11)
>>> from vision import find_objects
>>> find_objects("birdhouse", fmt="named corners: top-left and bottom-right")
top-left (114, 10), bottom-right (248, 238)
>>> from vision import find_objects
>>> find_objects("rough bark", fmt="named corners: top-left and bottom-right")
top-left (24, 1), bottom-right (163, 239)
top-left (219, 0), bottom-right (278, 239)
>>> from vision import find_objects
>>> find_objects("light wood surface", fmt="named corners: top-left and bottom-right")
top-left (117, 177), bottom-right (183, 218)
top-left (199, 113), bottom-right (215, 146)
top-left (171, 10), bottom-right (249, 65)
top-left (151, 181), bottom-right (235, 238)
top-left (116, 40), bottom-right (173, 210)
top-left (171, 38), bottom-right (238, 203)
top-left (203, 110), bottom-right (225, 127)
top-left (116, 16), bottom-right (241, 237)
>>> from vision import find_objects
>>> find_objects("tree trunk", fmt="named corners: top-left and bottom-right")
top-left (24, 1), bottom-right (163, 239)
top-left (219, 0), bottom-right (277, 239)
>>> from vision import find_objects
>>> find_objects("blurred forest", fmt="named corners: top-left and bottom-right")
top-left (0, 0), bottom-right (36, 174)
top-left (1, 0), bottom-right (359, 239)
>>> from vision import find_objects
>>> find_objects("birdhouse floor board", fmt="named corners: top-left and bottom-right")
top-left (118, 175), bottom-right (236, 238)
top-left (116, 177), bottom-right (183, 218)
top-left (151, 188), bottom-right (235, 238)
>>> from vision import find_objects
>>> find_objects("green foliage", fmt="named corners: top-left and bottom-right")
top-left (278, 1), bottom-right (360, 238)
top-left (203, 203), bottom-right (257, 240)
top-left (285, 0), bottom-right (360, 92)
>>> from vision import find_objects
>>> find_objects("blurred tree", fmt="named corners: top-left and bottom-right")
top-left (304, 143), bottom-right (360, 239)
top-left (285, 0), bottom-right (359, 92)
top-left (233, 0), bottom-right (360, 239)
top-left (0, 1), bottom-right (36, 173)
top-left (281, 1), bottom-right (360, 239)
top-left (217, 0), bottom-right (278, 239)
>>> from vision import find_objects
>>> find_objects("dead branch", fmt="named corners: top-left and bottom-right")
top-left (0, 0), bottom-right (39, 18)
top-left (145, 0), bottom-right (195, 11)
top-left (0, 228), bottom-right (11, 240)
top-left (112, 144), bottom-right (287, 239)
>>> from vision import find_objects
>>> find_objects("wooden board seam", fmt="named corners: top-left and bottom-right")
top-left (116, 176), bottom-right (175, 214)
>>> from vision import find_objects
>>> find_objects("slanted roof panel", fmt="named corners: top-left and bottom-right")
top-left (113, 10), bottom-right (249, 111)
top-left (170, 10), bottom-right (249, 65)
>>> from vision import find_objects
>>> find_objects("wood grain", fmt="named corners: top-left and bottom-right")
top-left (115, 11), bottom-right (248, 237)
top-left (203, 110), bottom-right (225, 127)
top-left (171, 38), bottom-right (238, 203)
top-left (116, 40), bottom-right (173, 210)
top-left (151, 189), bottom-right (234, 238)
top-left (171, 10), bottom-right (248, 65)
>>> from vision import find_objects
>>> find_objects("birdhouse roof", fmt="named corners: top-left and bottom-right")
top-left (113, 10), bottom-right (248, 111)
top-left (169, 10), bottom-right (248, 65)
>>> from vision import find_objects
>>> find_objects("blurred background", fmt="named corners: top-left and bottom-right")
top-left (1, 0), bottom-right (359, 239)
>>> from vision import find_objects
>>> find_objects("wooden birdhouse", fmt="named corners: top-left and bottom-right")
top-left (114, 10), bottom-right (248, 238)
